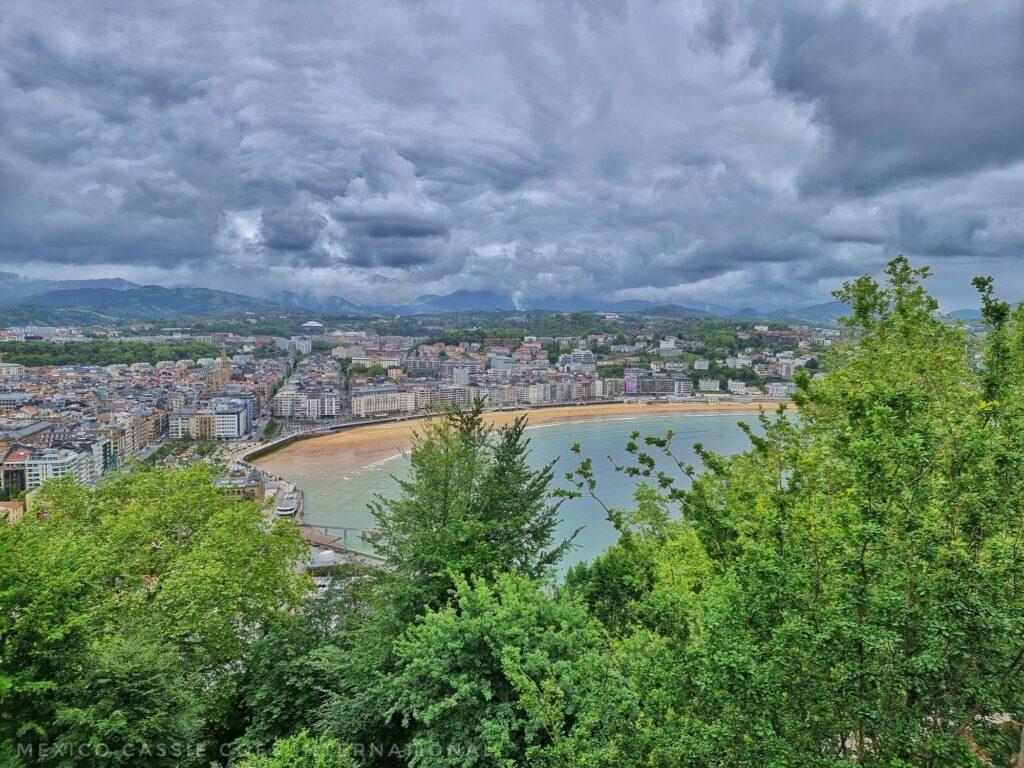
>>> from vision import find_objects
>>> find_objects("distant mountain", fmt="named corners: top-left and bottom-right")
top-left (406, 290), bottom-right (518, 313)
top-left (12, 286), bottom-right (285, 321)
top-left (946, 308), bottom-right (983, 321)
top-left (0, 305), bottom-right (130, 326)
top-left (943, 304), bottom-right (1021, 322)
top-left (267, 290), bottom-right (364, 316)
top-left (0, 276), bottom-right (872, 325)
top-left (622, 303), bottom-right (711, 317)
top-left (528, 297), bottom-right (661, 312)
top-left (730, 307), bottom-right (766, 320)
top-left (760, 300), bottom-right (849, 325)
top-left (0, 273), bottom-right (139, 305)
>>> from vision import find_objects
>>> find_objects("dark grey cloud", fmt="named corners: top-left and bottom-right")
top-left (719, 0), bottom-right (1024, 195)
top-left (1, 0), bottom-right (1022, 309)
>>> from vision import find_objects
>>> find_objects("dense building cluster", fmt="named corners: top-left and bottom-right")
top-left (0, 329), bottom-right (291, 493)
top-left (0, 319), bottom-right (836, 493)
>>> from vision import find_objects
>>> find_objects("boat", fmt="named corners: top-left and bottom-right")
top-left (275, 489), bottom-right (303, 517)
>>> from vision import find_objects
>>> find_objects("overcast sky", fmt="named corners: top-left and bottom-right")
top-left (1, 0), bottom-right (1022, 309)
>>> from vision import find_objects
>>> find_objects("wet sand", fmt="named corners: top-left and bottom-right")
top-left (255, 401), bottom-right (774, 476)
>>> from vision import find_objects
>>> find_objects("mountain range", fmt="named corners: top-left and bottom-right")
top-left (0, 275), bottom-right (988, 325)
top-left (0, 281), bottom-right (706, 322)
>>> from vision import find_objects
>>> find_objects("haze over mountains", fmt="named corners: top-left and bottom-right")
top-left (4, 272), bottom-right (987, 326)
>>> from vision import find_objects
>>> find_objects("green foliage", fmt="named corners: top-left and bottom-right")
top-left (50, 629), bottom-right (202, 768)
top-left (387, 574), bottom-right (606, 768)
top-left (596, 363), bottom-right (624, 378)
top-left (233, 582), bottom-right (362, 754)
top-left (316, 402), bottom-right (574, 763)
top-left (369, 400), bottom-right (573, 612)
top-left (232, 731), bottom-right (357, 768)
top-left (345, 362), bottom-right (387, 387)
top-left (0, 466), bottom-right (307, 764)
top-left (551, 256), bottom-right (1024, 766)
top-left (263, 420), bottom-right (283, 441)
top-left (529, 312), bottom-right (614, 338)
top-left (0, 340), bottom-right (220, 367)
top-left (421, 329), bottom-right (523, 346)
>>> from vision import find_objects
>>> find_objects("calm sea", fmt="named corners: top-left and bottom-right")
top-left (275, 412), bottom-right (763, 568)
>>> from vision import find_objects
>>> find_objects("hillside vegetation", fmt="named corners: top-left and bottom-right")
top-left (0, 340), bottom-right (222, 367)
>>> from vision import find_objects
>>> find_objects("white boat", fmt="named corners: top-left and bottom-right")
top-left (275, 489), bottom-right (303, 517)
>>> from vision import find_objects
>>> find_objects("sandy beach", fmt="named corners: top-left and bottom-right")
top-left (254, 401), bottom-right (774, 476)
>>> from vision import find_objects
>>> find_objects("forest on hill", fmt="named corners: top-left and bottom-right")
top-left (5, 257), bottom-right (1024, 767)
top-left (0, 340), bottom-right (222, 367)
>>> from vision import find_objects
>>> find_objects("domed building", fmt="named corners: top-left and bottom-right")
top-left (300, 320), bottom-right (326, 334)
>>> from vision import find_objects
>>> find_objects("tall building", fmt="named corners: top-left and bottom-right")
top-left (673, 377), bottom-right (694, 397)
top-left (0, 437), bottom-right (110, 491)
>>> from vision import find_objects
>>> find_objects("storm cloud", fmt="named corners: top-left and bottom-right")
top-left (1, 0), bottom-right (1022, 308)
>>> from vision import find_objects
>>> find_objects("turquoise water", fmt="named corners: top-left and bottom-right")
top-left (272, 413), bottom-right (761, 567)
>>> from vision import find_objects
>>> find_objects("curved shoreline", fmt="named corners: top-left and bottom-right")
top-left (252, 400), bottom-right (779, 476)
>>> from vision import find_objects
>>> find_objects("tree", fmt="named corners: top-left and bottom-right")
top-left (387, 574), bottom-right (610, 768)
top-left (50, 629), bottom-right (202, 768)
top-left (0, 466), bottom-right (307, 764)
top-left (233, 581), bottom-right (362, 753)
top-left (232, 731), bottom-right (357, 768)
top-left (369, 400), bottom-right (572, 615)
top-left (318, 402), bottom-right (574, 762)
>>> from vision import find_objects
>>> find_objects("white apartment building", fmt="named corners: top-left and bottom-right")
top-left (477, 385), bottom-right (513, 406)
top-left (557, 349), bottom-right (597, 374)
top-left (765, 381), bottom-right (798, 397)
top-left (214, 407), bottom-right (248, 439)
top-left (727, 379), bottom-right (747, 395)
top-left (271, 388), bottom-right (340, 419)
top-left (429, 386), bottom-right (472, 409)
top-left (699, 378), bottom-right (721, 391)
top-left (23, 444), bottom-right (105, 488)
top-left (594, 378), bottom-right (624, 398)
top-left (169, 411), bottom-right (198, 439)
top-left (315, 392), bottom-right (341, 418)
top-left (350, 388), bottom-right (417, 418)
top-left (170, 406), bottom-right (249, 439)
top-left (569, 380), bottom-right (595, 401)
top-left (693, 360), bottom-right (710, 371)
top-left (0, 362), bottom-right (25, 380)
top-left (513, 383), bottom-right (548, 405)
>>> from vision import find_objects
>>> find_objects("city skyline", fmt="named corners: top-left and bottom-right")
top-left (2, 1), bottom-right (1023, 310)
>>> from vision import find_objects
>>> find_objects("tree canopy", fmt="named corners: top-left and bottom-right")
top-left (0, 465), bottom-right (307, 766)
